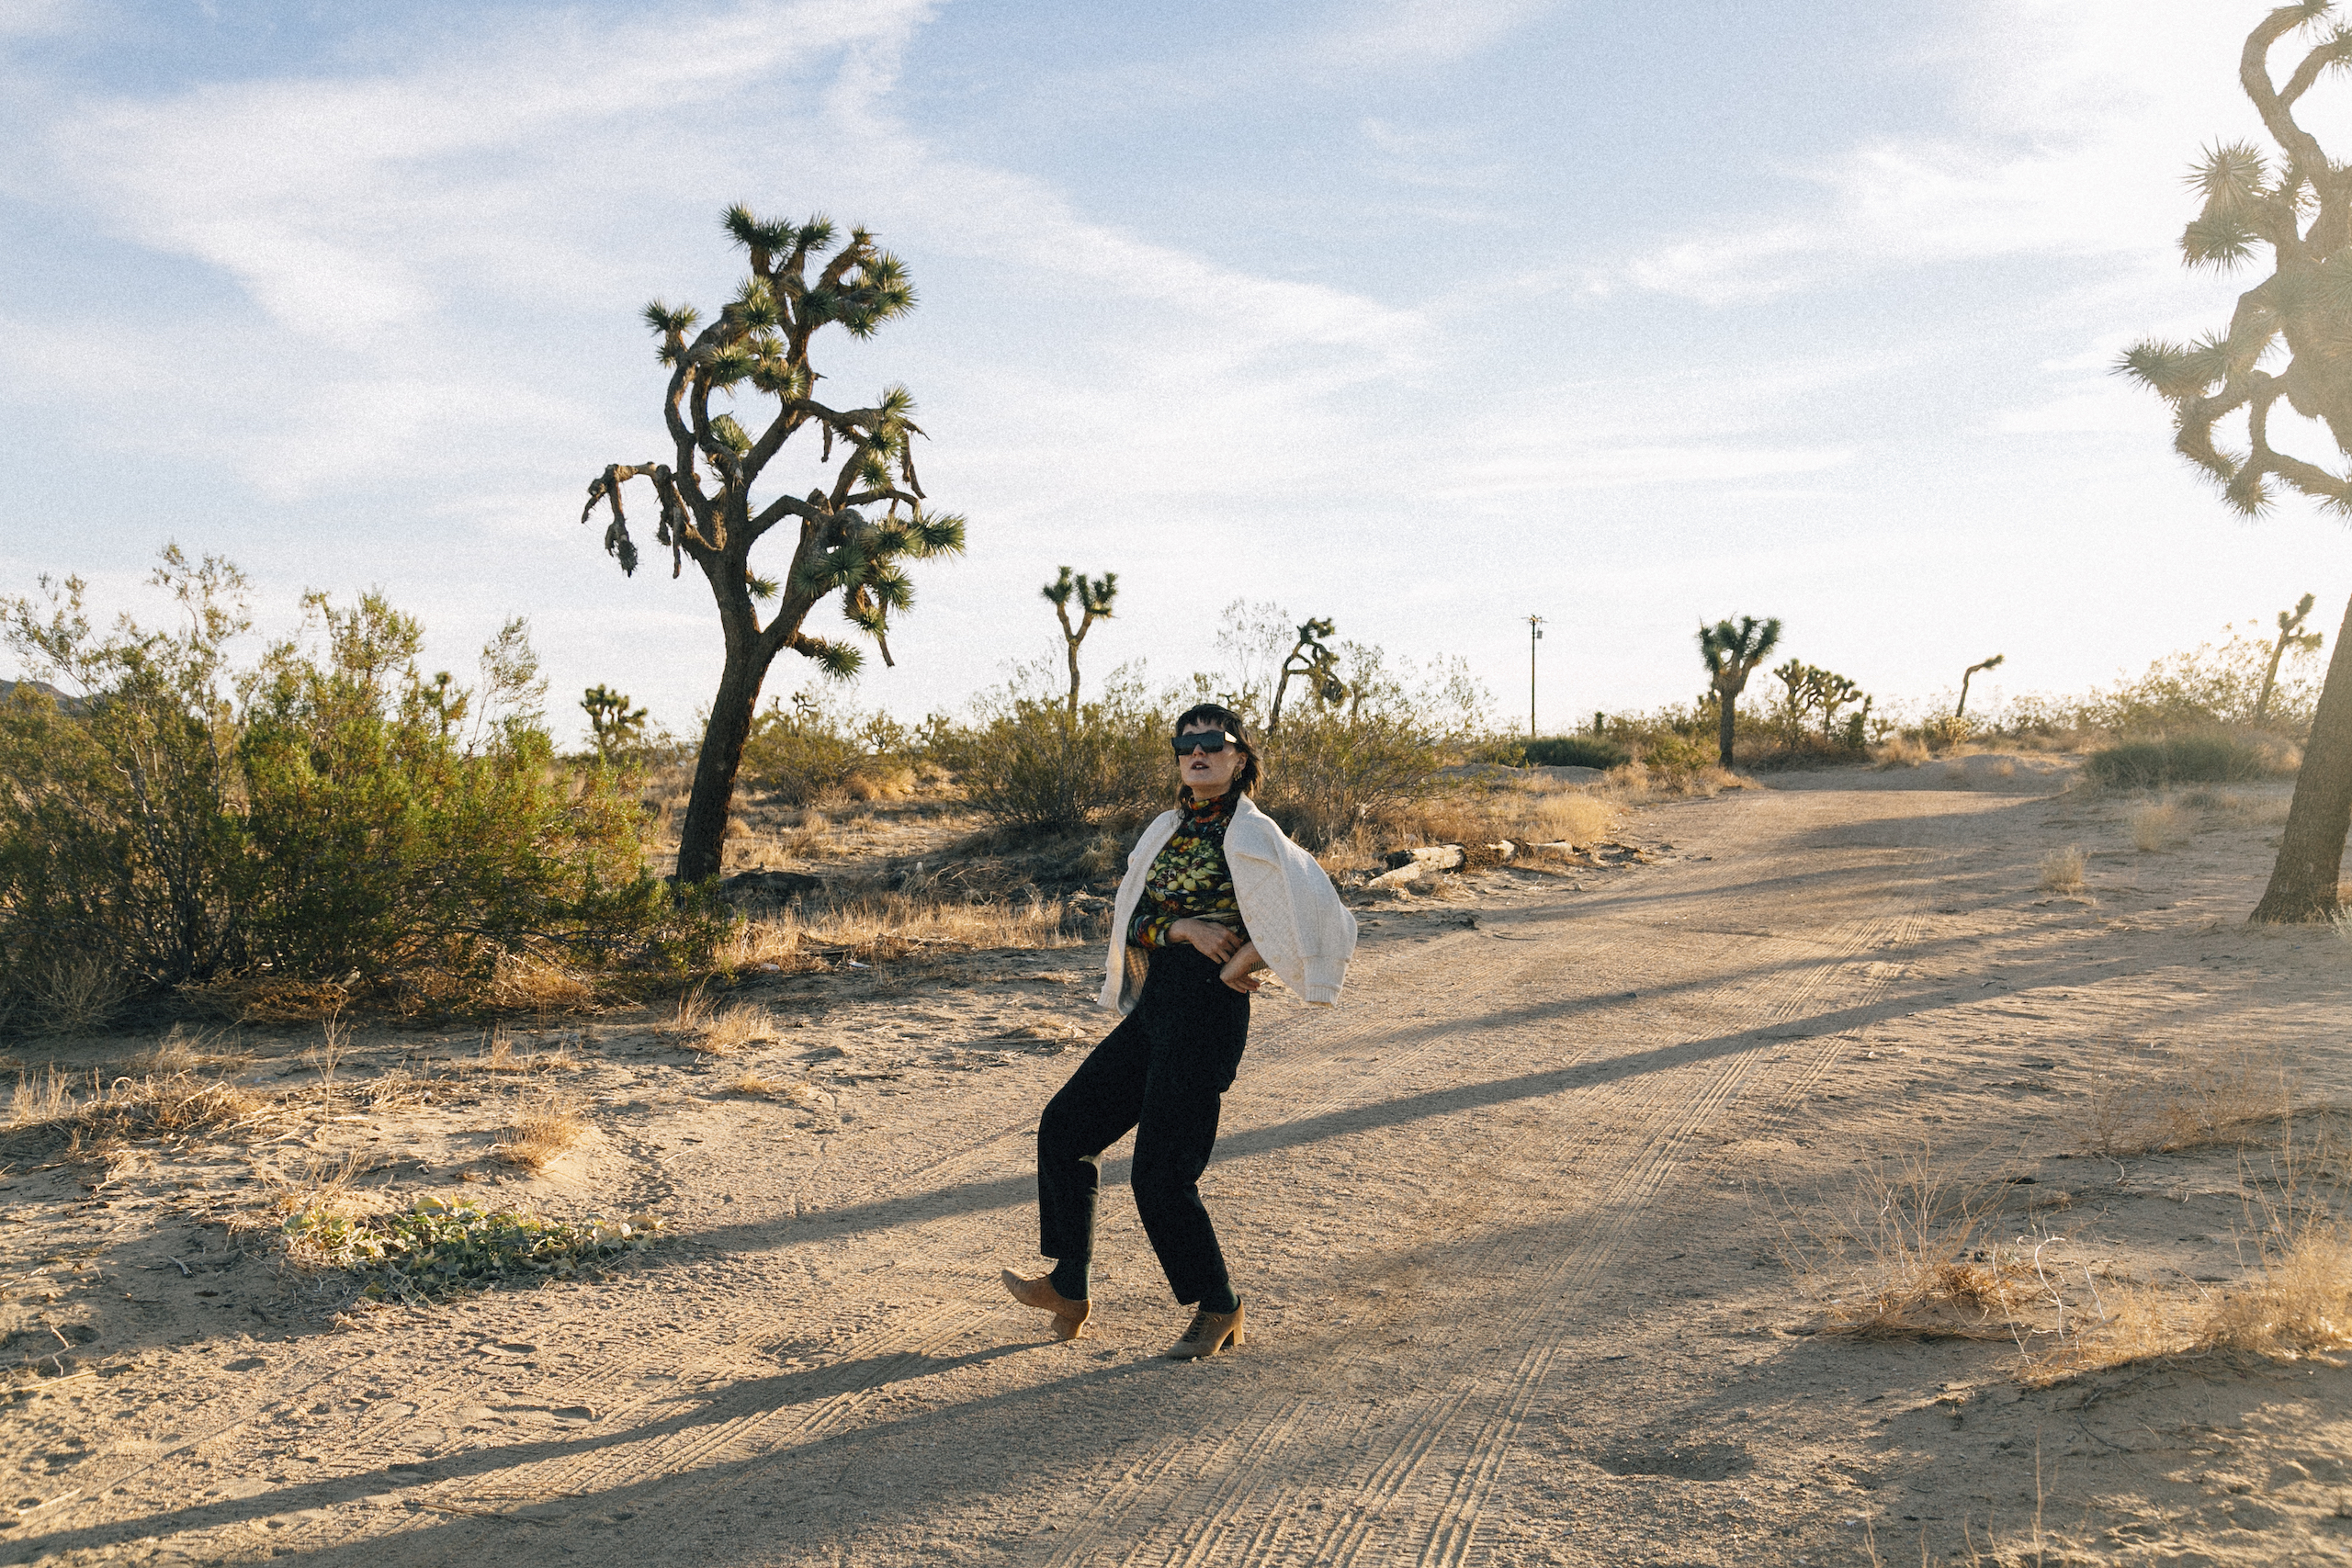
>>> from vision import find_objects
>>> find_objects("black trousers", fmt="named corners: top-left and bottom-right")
top-left (1035, 942), bottom-right (1250, 1306)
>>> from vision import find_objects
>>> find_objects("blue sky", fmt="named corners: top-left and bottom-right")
top-left (5, 0), bottom-right (2351, 744)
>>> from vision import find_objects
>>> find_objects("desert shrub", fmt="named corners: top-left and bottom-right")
top-left (2086, 733), bottom-right (2279, 788)
top-left (1635, 728), bottom-right (1713, 777)
top-left (1521, 736), bottom-right (1630, 770)
top-left (1261, 708), bottom-right (1443, 848)
top-left (740, 692), bottom-right (912, 805)
top-left (235, 593), bottom-right (661, 979)
top-left (0, 553), bottom-right (252, 1003)
top-left (0, 553), bottom-right (679, 1022)
top-left (945, 688), bottom-right (1167, 832)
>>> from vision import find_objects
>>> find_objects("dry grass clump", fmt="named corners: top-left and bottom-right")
top-left (2129, 799), bottom-right (2186, 852)
top-left (722, 892), bottom-right (1081, 975)
top-left (1600, 761), bottom-right (1752, 800)
top-left (2037, 846), bottom-right (2086, 893)
top-left (2184, 787), bottom-right (2294, 826)
top-left (1873, 735), bottom-right (1930, 769)
top-left (2028, 1132), bottom-right (2350, 1382)
top-left (669, 990), bottom-right (784, 1057)
top-left (1779, 1151), bottom-right (2037, 1340)
top-left (7, 1064), bottom-right (74, 1127)
top-left (2203, 1223), bottom-right (2352, 1360)
top-left (21, 954), bottom-right (127, 1034)
top-left (842, 764), bottom-right (915, 801)
top-left (469, 1025), bottom-right (578, 1076)
top-left (485, 952), bottom-right (595, 1015)
top-left (1374, 780), bottom-right (1624, 859)
top-left (14, 1068), bottom-right (276, 1156)
top-left (130, 1023), bottom-right (250, 1077)
top-left (2084, 1044), bottom-right (2292, 1156)
top-left (492, 1093), bottom-right (585, 1170)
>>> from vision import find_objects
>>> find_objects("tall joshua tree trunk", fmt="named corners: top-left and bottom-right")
top-left (673, 592), bottom-right (787, 886)
top-left (2252, 590), bottom-right (2352, 920)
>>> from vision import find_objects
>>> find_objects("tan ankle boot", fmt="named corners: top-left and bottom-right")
top-left (1001, 1269), bottom-right (1091, 1340)
top-left (1164, 1301), bottom-right (1244, 1359)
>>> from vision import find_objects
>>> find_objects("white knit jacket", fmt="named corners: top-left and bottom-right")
top-left (1098, 793), bottom-right (1359, 1013)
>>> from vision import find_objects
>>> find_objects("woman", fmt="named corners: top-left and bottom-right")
top-left (1002, 704), bottom-right (1359, 1359)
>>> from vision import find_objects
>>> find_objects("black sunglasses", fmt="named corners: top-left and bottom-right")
top-left (1171, 731), bottom-right (1238, 756)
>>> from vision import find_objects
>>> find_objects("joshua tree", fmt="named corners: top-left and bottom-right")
top-left (581, 684), bottom-right (648, 762)
top-left (1770, 659), bottom-right (1821, 746)
top-left (1815, 670), bottom-right (1864, 740)
top-left (1955, 654), bottom-right (2006, 719)
top-left (1697, 615), bottom-right (1781, 769)
top-left (2256, 592), bottom-right (2324, 721)
top-left (1268, 616), bottom-right (1345, 735)
top-left (582, 205), bottom-right (966, 882)
top-left (1041, 567), bottom-right (1117, 724)
top-left (2117, 2), bottom-right (2352, 921)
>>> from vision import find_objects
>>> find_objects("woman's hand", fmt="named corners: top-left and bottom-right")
top-left (1169, 918), bottom-right (1240, 963)
top-left (1219, 942), bottom-right (1265, 993)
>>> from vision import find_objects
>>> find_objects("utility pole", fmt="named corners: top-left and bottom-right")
top-left (1525, 615), bottom-right (1545, 739)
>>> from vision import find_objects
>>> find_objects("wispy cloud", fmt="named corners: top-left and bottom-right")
top-left (1608, 0), bottom-right (2278, 304)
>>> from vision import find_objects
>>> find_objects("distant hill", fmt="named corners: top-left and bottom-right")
top-left (0, 678), bottom-right (84, 713)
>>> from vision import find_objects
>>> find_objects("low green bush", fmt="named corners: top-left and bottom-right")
top-left (2086, 734), bottom-right (2283, 788)
top-left (944, 693), bottom-right (1166, 832)
top-left (0, 552), bottom-right (682, 1025)
top-left (1521, 736), bottom-right (1630, 770)
top-left (287, 1195), bottom-right (664, 1303)
top-left (1261, 710), bottom-right (1441, 848)
top-left (741, 695), bottom-right (885, 805)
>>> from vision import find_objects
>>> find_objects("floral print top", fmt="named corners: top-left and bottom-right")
top-left (1128, 792), bottom-right (1250, 949)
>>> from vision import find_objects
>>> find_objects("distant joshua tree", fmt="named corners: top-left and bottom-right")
top-left (1698, 615), bottom-right (1782, 769)
top-left (1041, 567), bottom-right (1117, 724)
top-left (2256, 592), bottom-right (2323, 721)
top-left (582, 205), bottom-right (966, 883)
top-left (2117, 3), bottom-right (2352, 921)
top-left (581, 684), bottom-right (649, 762)
top-left (1268, 616), bottom-right (1345, 736)
top-left (1955, 654), bottom-right (2005, 720)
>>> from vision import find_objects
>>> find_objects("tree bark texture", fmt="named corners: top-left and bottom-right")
top-left (673, 637), bottom-right (781, 885)
top-left (1716, 689), bottom-right (1737, 770)
top-left (2250, 589), bottom-right (2352, 922)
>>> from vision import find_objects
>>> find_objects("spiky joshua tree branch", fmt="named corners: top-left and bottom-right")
top-left (582, 205), bottom-right (967, 882)
top-left (2118, 3), bottom-right (2352, 921)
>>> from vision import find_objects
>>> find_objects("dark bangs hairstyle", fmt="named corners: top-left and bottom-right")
top-left (1173, 703), bottom-right (1261, 799)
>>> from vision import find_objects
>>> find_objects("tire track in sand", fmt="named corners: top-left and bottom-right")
top-left (1031, 900), bottom-right (1919, 1568)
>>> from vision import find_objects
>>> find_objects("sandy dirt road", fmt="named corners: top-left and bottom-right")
top-left (6, 769), bottom-right (2349, 1566)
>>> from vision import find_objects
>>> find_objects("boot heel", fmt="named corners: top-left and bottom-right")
top-left (1227, 1325), bottom-right (1244, 1348)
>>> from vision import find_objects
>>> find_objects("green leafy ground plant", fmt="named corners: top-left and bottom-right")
top-left (286, 1194), bottom-right (664, 1304)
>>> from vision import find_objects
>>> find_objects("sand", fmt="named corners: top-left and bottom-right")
top-left (2, 761), bottom-right (2347, 1566)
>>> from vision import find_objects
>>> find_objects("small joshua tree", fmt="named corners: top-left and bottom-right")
top-left (1815, 670), bottom-right (1864, 741)
top-left (1042, 567), bottom-right (1117, 724)
top-left (2256, 592), bottom-right (2323, 721)
top-left (1268, 616), bottom-right (1345, 736)
top-left (1956, 654), bottom-right (2005, 719)
top-left (1698, 615), bottom-right (1781, 769)
top-left (2118, 2), bottom-right (2352, 920)
top-left (1770, 659), bottom-right (1822, 747)
top-left (581, 684), bottom-right (648, 762)
top-left (582, 205), bottom-right (966, 883)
